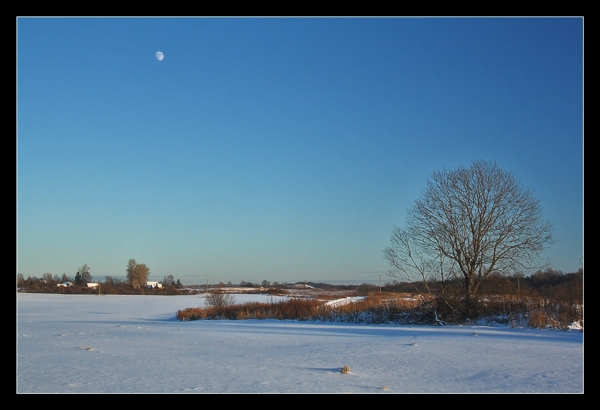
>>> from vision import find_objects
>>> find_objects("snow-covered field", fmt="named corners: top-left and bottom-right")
top-left (16, 292), bottom-right (583, 393)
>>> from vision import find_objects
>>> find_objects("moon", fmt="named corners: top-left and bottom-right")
top-left (155, 51), bottom-right (164, 61)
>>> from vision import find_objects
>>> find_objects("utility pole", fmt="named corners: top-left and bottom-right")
top-left (378, 275), bottom-right (382, 293)
top-left (206, 278), bottom-right (209, 296)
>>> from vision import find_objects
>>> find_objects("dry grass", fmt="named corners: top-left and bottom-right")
top-left (526, 300), bottom-right (583, 330)
top-left (177, 298), bottom-right (323, 321)
top-left (340, 365), bottom-right (350, 374)
top-left (176, 291), bottom-right (582, 330)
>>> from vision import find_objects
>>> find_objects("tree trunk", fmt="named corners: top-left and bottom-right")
top-left (465, 277), bottom-right (471, 319)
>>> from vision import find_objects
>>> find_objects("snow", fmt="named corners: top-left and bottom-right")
top-left (16, 292), bottom-right (583, 393)
top-left (324, 296), bottom-right (365, 307)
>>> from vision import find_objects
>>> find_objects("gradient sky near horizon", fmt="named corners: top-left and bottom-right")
top-left (17, 17), bottom-right (583, 285)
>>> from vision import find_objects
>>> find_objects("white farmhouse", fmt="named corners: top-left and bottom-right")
top-left (146, 282), bottom-right (162, 289)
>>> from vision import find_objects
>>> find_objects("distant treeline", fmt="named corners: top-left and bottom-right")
top-left (369, 268), bottom-right (583, 304)
top-left (17, 268), bottom-right (582, 304)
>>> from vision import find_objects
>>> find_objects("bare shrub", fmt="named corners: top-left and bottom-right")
top-left (340, 365), bottom-right (350, 374)
top-left (205, 292), bottom-right (236, 311)
top-left (527, 308), bottom-right (549, 329)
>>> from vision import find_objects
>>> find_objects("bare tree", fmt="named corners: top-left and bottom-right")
top-left (78, 264), bottom-right (92, 284)
top-left (384, 160), bottom-right (554, 318)
top-left (384, 229), bottom-right (458, 296)
top-left (126, 259), bottom-right (150, 288)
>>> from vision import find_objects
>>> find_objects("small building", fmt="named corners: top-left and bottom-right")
top-left (87, 283), bottom-right (99, 289)
top-left (57, 282), bottom-right (73, 287)
top-left (146, 281), bottom-right (162, 289)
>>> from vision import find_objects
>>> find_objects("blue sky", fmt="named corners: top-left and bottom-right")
top-left (17, 17), bottom-right (583, 285)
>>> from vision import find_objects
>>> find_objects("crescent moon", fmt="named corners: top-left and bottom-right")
top-left (155, 51), bottom-right (164, 61)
